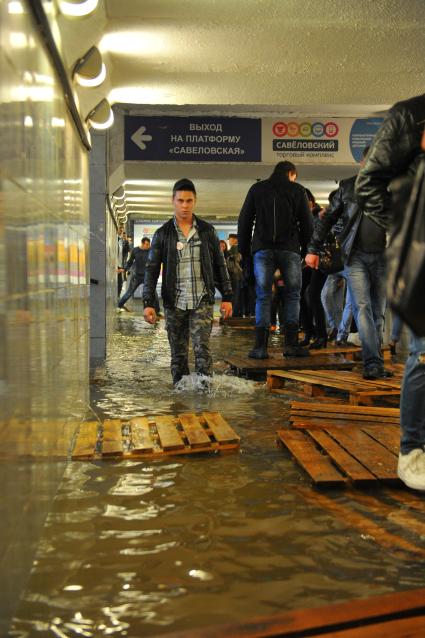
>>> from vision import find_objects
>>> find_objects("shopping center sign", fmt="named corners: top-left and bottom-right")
top-left (261, 117), bottom-right (384, 164)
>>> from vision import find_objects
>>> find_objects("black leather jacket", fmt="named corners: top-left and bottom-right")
top-left (143, 216), bottom-right (233, 309)
top-left (308, 175), bottom-right (362, 261)
top-left (355, 93), bottom-right (425, 229)
top-left (238, 177), bottom-right (313, 257)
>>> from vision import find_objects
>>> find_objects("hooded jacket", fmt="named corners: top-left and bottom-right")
top-left (143, 215), bottom-right (232, 309)
top-left (237, 174), bottom-right (313, 257)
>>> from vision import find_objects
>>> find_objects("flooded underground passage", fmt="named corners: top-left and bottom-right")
top-left (10, 305), bottom-right (425, 637)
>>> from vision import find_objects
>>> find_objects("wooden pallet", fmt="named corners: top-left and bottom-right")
top-left (289, 401), bottom-right (400, 429)
top-left (161, 587), bottom-right (425, 637)
top-left (269, 344), bottom-right (392, 361)
top-left (225, 354), bottom-right (355, 379)
top-left (277, 401), bottom-right (401, 485)
top-left (268, 369), bottom-right (401, 405)
top-left (219, 316), bottom-right (255, 327)
top-left (72, 412), bottom-right (240, 461)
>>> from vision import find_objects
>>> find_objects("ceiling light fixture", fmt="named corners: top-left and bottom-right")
top-left (58, 0), bottom-right (98, 17)
top-left (85, 98), bottom-right (114, 130)
top-left (73, 46), bottom-right (106, 87)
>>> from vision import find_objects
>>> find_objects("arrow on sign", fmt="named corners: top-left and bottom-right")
top-left (131, 126), bottom-right (152, 150)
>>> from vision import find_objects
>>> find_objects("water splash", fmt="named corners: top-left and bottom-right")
top-left (173, 373), bottom-right (259, 397)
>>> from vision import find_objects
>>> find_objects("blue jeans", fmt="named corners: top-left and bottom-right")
top-left (400, 332), bottom-right (425, 454)
top-left (346, 249), bottom-right (386, 368)
top-left (253, 250), bottom-right (302, 329)
top-left (321, 267), bottom-right (353, 340)
top-left (390, 311), bottom-right (403, 343)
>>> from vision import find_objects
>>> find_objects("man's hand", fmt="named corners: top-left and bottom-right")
top-left (220, 301), bottom-right (232, 320)
top-left (143, 307), bottom-right (157, 324)
top-left (305, 253), bottom-right (320, 270)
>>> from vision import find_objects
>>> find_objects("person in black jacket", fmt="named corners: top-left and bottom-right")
top-left (305, 146), bottom-right (393, 380)
top-left (118, 237), bottom-right (160, 313)
top-left (238, 161), bottom-right (313, 358)
top-left (355, 92), bottom-right (425, 491)
top-left (143, 178), bottom-right (232, 386)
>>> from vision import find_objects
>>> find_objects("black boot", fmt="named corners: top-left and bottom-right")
top-left (283, 324), bottom-right (309, 357)
top-left (248, 327), bottom-right (269, 359)
top-left (299, 331), bottom-right (313, 347)
top-left (309, 336), bottom-right (327, 350)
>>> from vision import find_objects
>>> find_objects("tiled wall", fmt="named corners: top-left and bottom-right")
top-left (0, 2), bottom-right (90, 456)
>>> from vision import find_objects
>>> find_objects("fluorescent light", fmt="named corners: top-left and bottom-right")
top-left (8, 1), bottom-right (24, 14)
top-left (24, 115), bottom-right (33, 127)
top-left (99, 31), bottom-right (165, 56)
top-left (59, 0), bottom-right (98, 17)
top-left (75, 62), bottom-right (106, 87)
top-left (86, 99), bottom-right (114, 130)
top-left (10, 32), bottom-right (27, 48)
top-left (52, 117), bottom-right (65, 127)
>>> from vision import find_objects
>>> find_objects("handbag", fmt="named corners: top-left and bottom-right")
top-left (319, 232), bottom-right (344, 274)
top-left (387, 158), bottom-right (425, 336)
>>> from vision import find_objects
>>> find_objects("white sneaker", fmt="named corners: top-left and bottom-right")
top-left (397, 449), bottom-right (425, 491)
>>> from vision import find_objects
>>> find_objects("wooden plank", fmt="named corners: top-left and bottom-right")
top-left (325, 426), bottom-right (397, 480)
top-left (322, 615), bottom-right (425, 637)
top-left (130, 417), bottom-right (155, 453)
top-left (178, 413), bottom-right (212, 448)
top-left (202, 412), bottom-right (240, 444)
top-left (228, 355), bottom-right (355, 372)
top-left (154, 415), bottom-right (185, 450)
top-left (269, 369), bottom-right (372, 392)
top-left (277, 429), bottom-right (346, 484)
top-left (307, 430), bottom-right (375, 481)
top-left (348, 491), bottom-right (425, 539)
top-left (291, 401), bottom-right (400, 417)
top-left (71, 421), bottom-right (98, 459)
top-left (102, 419), bottom-right (123, 456)
top-left (295, 486), bottom-right (425, 558)
top-left (362, 425), bottom-right (400, 455)
top-left (291, 417), bottom-right (399, 429)
top-left (159, 587), bottom-right (425, 637)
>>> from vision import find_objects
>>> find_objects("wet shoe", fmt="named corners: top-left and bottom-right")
top-left (335, 338), bottom-right (347, 347)
top-left (397, 449), bottom-right (425, 491)
top-left (309, 337), bottom-right (327, 350)
top-left (327, 328), bottom-right (338, 342)
top-left (363, 365), bottom-right (394, 380)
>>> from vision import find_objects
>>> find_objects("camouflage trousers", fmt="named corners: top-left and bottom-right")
top-left (165, 302), bottom-right (214, 385)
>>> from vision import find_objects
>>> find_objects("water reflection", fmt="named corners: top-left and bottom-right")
top-left (11, 309), bottom-right (425, 637)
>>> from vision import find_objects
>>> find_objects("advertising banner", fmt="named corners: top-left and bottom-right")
top-left (262, 117), bottom-right (384, 164)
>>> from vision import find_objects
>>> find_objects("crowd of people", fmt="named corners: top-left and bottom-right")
top-left (115, 91), bottom-right (425, 492)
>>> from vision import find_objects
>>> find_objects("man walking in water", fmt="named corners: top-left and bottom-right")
top-left (238, 161), bottom-right (313, 359)
top-left (143, 178), bottom-right (233, 386)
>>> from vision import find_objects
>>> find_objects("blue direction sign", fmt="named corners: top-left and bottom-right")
top-left (124, 116), bottom-right (261, 162)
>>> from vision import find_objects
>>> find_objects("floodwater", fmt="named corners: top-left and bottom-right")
top-left (11, 305), bottom-right (425, 637)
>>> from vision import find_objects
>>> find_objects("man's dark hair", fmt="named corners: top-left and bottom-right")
top-left (141, 236), bottom-right (150, 244)
top-left (361, 146), bottom-right (370, 160)
top-left (172, 178), bottom-right (196, 197)
top-left (271, 161), bottom-right (297, 179)
top-left (228, 233), bottom-right (238, 240)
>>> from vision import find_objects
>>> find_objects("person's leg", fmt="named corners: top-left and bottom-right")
top-left (190, 302), bottom-right (214, 377)
top-left (321, 274), bottom-right (343, 336)
top-left (232, 278), bottom-right (243, 317)
top-left (337, 269), bottom-right (353, 343)
top-left (118, 275), bottom-right (143, 308)
top-left (249, 250), bottom-right (275, 358)
top-left (277, 251), bottom-right (307, 356)
top-left (369, 252), bottom-right (387, 356)
top-left (253, 250), bottom-right (275, 328)
top-left (165, 307), bottom-right (190, 385)
top-left (398, 331), bottom-right (425, 490)
top-left (154, 290), bottom-right (161, 314)
top-left (307, 269), bottom-right (328, 347)
top-left (389, 312), bottom-right (403, 353)
top-left (346, 250), bottom-right (383, 371)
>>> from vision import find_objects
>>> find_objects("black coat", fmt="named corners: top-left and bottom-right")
top-left (237, 177), bottom-right (313, 257)
top-left (143, 216), bottom-right (233, 309)
top-left (308, 175), bottom-right (362, 261)
top-left (355, 93), bottom-right (425, 229)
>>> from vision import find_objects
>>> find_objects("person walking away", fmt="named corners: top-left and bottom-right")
top-left (118, 237), bottom-right (160, 313)
top-left (226, 233), bottom-right (243, 317)
top-left (305, 146), bottom-right (393, 379)
top-left (355, 92), bottom-right (425, 490)
top-left (238, 161), bottom-right (313, 359)
top-left (143, 179), bottom-right (232, 387)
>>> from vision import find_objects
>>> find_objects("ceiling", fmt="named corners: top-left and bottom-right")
top-left (60, 0), bottom-right (425, 221)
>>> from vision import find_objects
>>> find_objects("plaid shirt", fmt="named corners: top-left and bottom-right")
top-left (174, 218), bottom-right (206, 310)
